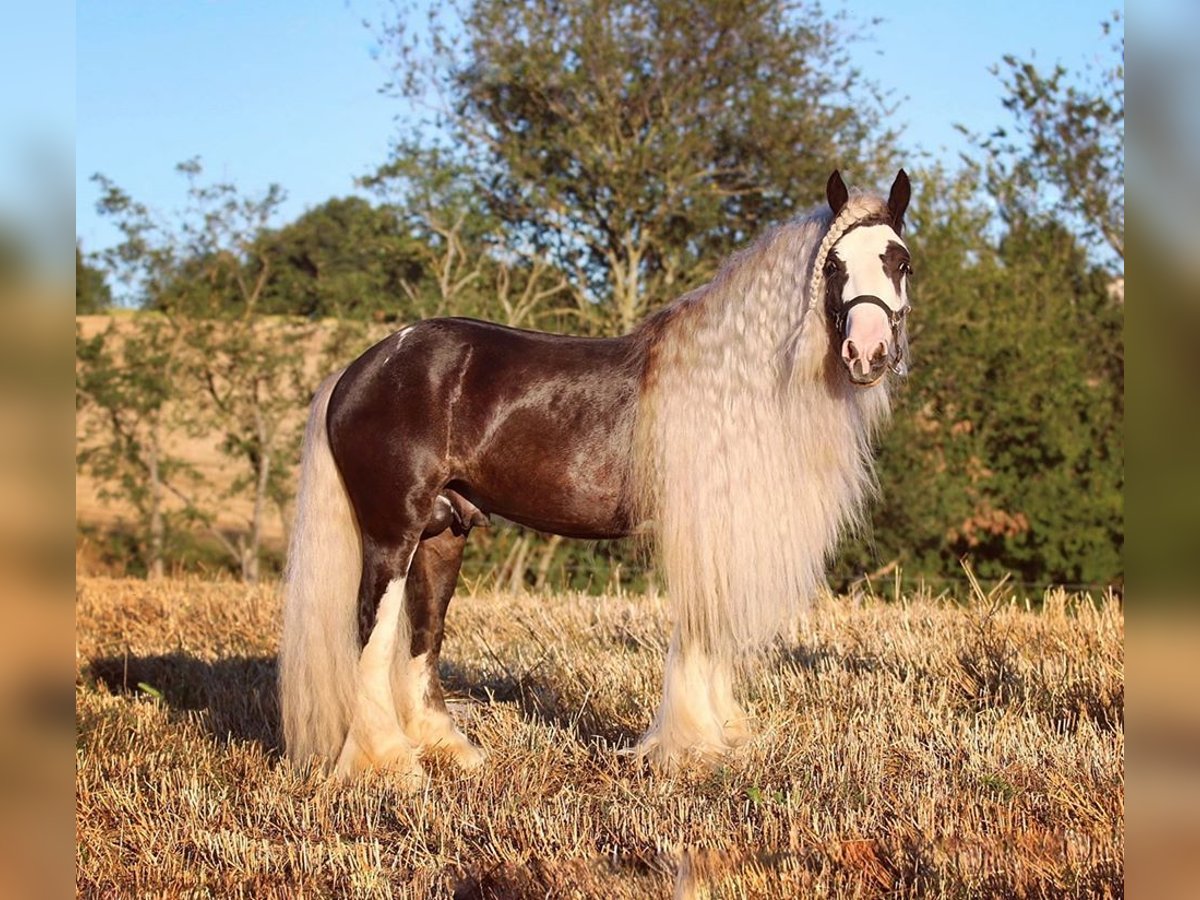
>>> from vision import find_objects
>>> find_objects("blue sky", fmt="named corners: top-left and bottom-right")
top-left (75, 1), bottom-right (1118, 255)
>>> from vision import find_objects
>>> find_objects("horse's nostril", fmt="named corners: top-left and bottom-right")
top-left (844, 339), bottom-right (859, 360)
top-left (870, 342), bottom-right (887, 363)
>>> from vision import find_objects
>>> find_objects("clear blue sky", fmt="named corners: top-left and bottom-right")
top-left (75, 0), bottom-right (1117, 255)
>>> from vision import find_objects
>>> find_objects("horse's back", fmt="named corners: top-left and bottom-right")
top-left (327, 318), bottom-right (645, 540)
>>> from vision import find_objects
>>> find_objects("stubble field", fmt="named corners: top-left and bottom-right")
top-left (75, 576), bottom-right (1123, 897)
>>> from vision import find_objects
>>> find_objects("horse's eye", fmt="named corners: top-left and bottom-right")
top-left (824, 259), bottom-right (839, 275)
top-left (900, 262), bottom-right (913, 277)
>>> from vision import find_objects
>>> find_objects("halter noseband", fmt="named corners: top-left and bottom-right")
top-left (834, 295), bottom-right (910, 375)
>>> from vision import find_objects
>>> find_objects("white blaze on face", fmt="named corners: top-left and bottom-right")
top-left (833, 224), bottom-right (909, 379)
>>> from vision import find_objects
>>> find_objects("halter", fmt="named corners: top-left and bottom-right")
top-left (833, 294), bottom-right (908, 334)
top-left (833, 295), bottom-right (911, 376)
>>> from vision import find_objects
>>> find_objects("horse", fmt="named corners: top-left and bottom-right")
top-left (279, 169), bottom-right (913, 780)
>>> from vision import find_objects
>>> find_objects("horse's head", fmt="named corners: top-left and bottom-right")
top-left (823, 169), bottom-right (912, 387)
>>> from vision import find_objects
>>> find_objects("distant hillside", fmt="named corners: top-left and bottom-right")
top-left (75, 314), bottom-right (393, 566)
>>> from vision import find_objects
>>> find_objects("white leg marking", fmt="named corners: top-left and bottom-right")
top-left (335, 575), bottom-right (423, 783)
top-left (394, 651), bottom-right (487, 770)
top-left (634, 628), bottom-right (750, 767)
top-left (707, 656), bottom-right (752, 747)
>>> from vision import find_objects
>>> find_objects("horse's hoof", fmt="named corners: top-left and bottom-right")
top-left (412, 715), bottom-right (488, 771)
top-left (720, 720), bottom-right (754, 748)
top-left (428, 730), bottom-right (488, 770)
top-left (334, 733), bottom-right (425, 788)
top-left (628, 729), bottom-right (735, 771)
top-left (333, 733), bottom-right (368, 779)
top-left (380, 748), bottom-right (426, 790)
top-left (628, 733), bottom-right (682, 770)
top-left (449, 741), bottom-right (487, 771)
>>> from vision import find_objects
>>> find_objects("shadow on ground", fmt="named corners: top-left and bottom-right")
top-left (84, 651), bottom-right (647, 759)
top-left (86, 652), bottom-right (281, 752)
top-left (439, 659), bottom-right (642, 751)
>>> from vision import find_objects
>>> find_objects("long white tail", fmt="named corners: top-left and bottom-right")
top-left (279, 371), bottom-right (362, 767)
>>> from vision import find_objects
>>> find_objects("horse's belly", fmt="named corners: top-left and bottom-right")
top-left (454, 405), bottom-right (637, 539)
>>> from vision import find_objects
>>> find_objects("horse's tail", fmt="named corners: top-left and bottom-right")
top-left (279, 370), bottom-right (362, 767)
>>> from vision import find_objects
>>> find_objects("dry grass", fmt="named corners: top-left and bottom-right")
top-left (76, 577), bottom-right (1123, 897)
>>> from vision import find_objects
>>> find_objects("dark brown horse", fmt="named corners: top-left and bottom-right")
top-left (280, 170), bottom-right (912, 780)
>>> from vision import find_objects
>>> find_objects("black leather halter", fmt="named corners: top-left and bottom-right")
top-left (833, 294), bottom-right (908, 333)
top-left (834, 294), bottom-right (911, 375)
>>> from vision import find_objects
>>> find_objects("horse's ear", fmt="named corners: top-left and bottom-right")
top-left (888, 169), bottom-right (911, 233)
top-left (826, 170), bottom-right (849, 217)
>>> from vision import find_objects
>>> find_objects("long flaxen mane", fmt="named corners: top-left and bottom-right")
top-left (634, 193), bottom-right (894, 658)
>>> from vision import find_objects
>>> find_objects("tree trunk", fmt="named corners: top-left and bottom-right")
top-left (245, 406), bottom-right (270, 584)
top-left (533, 534), bottom-right (564, 592)
top-left (612, 235), bottom-right (643, 334)
top-left (503, 533), bottom-right (531, 594)
top-left (147, 421), bottom-right (165, 580)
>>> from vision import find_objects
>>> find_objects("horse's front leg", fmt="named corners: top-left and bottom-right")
top-left (634, 626), bottom-right (753, 767)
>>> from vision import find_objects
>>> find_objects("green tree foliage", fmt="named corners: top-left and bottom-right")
top-left (833, 20), bottom-right (1123, 592)
top-left (162, 162), bottom-right (323, 582)
top-left (977, 12), bottom-right (1124, 266)
top-left (257, 196), bottom-right (427, 320)
top-left (76, 316), bottom-right (203, 578)
top-left (79, 175), bottom-right (208, 578)
top-left (79, 162), bottom-right (322, 581)
top-left (832, 168), bottom-right (1123, 591)
top-left (76, 243), bottom-right (112, 313)
top-left (365, 147), bottom-right (574, 328)
top-left (377, 0), bottom-right (896, 332)
top-left (246, 187), bottom-right (550, 326)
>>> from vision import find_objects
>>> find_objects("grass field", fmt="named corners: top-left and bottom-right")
top-left (75, 576), bottom-right (1123, 897)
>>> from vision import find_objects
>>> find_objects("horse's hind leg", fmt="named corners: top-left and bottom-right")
top-left (334, 533), bottom-right (425, 783)
top-left (395, 525), bottom-right (485, 769)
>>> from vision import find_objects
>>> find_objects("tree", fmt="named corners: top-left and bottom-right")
top-left (976, 12), bottom-right (1124, 267)
top-left (187, 314), bottom-right (315, 581)
top-left (833, 167), bottom-right (1123, 591)
top-left (164, 161), bottom-right (315, 582)
top-left (830, 19), bottom-right (1125, 593)
top-left (375, 0), bottom-right (898, 333)
top-left (80, 162), bottom-right (315, 582)
top-left (78, 178), bottom-right (205, 578)
top-left (76, 244), bottom-right (112, 313)
top-left (76, 316), bottom-right (202, 578)
top-left (364, 146), bottom-right (573, 328)
top-left (257, 196), bottom-right (427, 320)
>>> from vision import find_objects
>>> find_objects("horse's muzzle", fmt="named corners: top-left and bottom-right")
top-left (836, 295), bottom-right (908, 387)
top-left (841, 337), bottom-right (892, 386)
